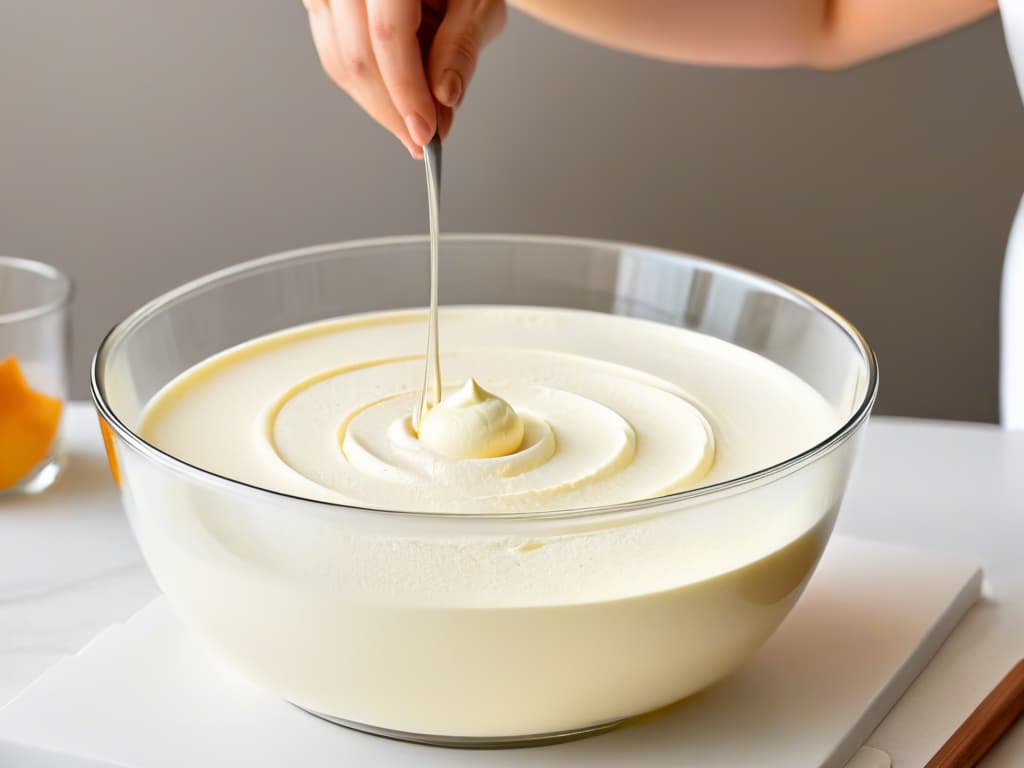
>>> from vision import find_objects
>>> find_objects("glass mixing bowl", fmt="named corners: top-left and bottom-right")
top-left (92, 235), bottom-right (877, 747)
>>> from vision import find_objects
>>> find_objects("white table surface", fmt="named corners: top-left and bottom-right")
top-left (2, 404), bottom-right (1023, 767)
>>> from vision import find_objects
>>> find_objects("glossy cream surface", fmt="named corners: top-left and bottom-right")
top-left (129, 305), bottom-right (846, 738)
top-left (140, 306), bottom-right (837, 514)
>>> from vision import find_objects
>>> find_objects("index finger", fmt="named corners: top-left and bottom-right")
top-left (367, 0), bottom-right (438, 147)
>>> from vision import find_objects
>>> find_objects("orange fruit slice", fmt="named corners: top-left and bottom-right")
top-left (0, 356), bottom-right (63, 489)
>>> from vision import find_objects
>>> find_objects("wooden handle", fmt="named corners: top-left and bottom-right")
top-left (925, 658), bottom-right (1024, 768)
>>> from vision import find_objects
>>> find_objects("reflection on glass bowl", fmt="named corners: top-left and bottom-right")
top-left (92, 235), bottom-right (877, 747)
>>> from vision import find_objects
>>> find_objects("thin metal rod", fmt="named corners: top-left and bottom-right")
top-left (414, 134), bottom-right (443, 432)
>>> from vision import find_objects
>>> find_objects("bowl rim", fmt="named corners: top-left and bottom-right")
top-left (90, 233), bottom-right (879, 522)
top-left (0, 255), bottom-right (73, 325)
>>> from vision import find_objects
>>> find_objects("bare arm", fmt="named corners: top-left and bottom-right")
top-left (306, 0), bottom-right (996, 156)
top-left (508, 0), bottom-right (997, 69)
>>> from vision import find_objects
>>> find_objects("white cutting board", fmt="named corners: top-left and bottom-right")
top-left (0, 535), bottom-right (981, 768)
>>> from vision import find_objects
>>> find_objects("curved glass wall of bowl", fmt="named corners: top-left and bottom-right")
top-left (92, 236), bottom-right (876, 747)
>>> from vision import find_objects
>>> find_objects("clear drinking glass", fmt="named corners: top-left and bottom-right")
top-left (92, 236), bottom-right (877, 746)
top-left (0, 257), bottom-right (72, 496)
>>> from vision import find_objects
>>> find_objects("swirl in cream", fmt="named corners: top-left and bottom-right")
top-left (266, 346), bottom-right (715, 512)
top-left (141, 307), bottom-right (838, 514)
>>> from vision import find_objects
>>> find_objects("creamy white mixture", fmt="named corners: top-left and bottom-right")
top-left (141, 306), bottom-right (837, 514)
top-left (130, 305), bottom-right (847, 738)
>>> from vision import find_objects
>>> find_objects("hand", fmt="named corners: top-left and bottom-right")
top-left (305, 0), bottom-right (506, 158)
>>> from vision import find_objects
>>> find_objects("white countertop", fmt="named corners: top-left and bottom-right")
top-left (2, 404), bottom-right (1023, 767)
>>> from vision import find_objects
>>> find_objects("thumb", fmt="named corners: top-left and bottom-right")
top-left (427, 1), bottom-right (505, 108)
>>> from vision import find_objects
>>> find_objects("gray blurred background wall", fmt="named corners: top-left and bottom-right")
top-left (1, 3), bottom-right (1022, 421)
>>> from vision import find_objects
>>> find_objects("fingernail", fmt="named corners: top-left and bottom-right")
top-left (404, 112), bottom-right (433, 146)
top-left (438, 70), bottom-right (463, 107)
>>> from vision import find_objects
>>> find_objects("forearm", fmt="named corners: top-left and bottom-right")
top-left (509, 0), bottom-right (998, 69)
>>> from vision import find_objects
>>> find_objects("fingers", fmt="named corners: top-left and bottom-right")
top-left (428, 0), bottom-right (506, 108)
top-left (305, 0), bottom-right (503, 155)
top-left (306, 0), bottom-right (422, 157)
top-left (437, 104), bottom-right (454, 140)
top-left (306, 1), bottom-right (346, 89)
top-left (366, 0), bottom-right (438, 147)
top-left (328, 0), bottom-right (421, 157)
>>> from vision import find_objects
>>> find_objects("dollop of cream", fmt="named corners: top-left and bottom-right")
top-left (417, 378), bottom-right (525, 460)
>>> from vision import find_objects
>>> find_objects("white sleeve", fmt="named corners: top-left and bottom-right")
top-left (999, 2), bottom-right (1024, 428)
top-left (1001, 0), bottom-right (1024, 102)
